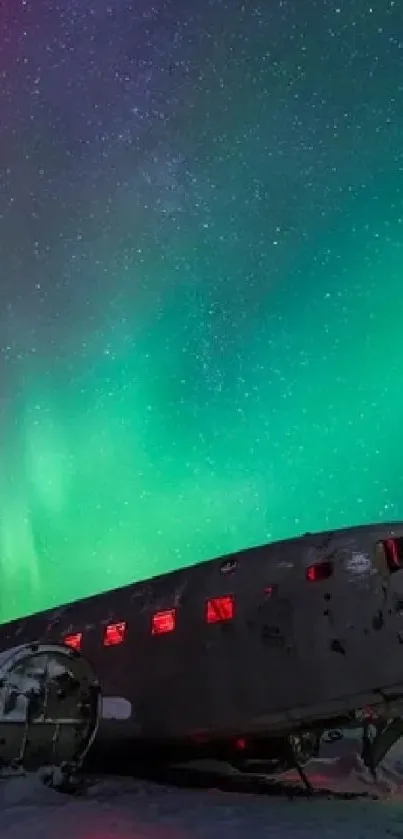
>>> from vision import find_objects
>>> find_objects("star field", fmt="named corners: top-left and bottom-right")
top-left (1, 0), bottom-right (403, 621)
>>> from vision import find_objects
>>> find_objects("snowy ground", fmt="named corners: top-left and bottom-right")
top-left (2, 738), bottom-right (403, 838)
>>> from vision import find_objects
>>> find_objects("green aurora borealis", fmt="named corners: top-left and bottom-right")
top-left (1, 0), bottom-right (403, 622)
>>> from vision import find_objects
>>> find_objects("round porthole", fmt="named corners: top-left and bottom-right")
top-left (0, 643), bottom-right (101, 775)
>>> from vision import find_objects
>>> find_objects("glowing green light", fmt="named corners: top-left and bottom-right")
top-left (1, 212), bottom-right (403, 624)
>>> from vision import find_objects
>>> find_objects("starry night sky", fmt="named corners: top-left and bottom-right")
top-left (1, 0), bottom-right (403, 622)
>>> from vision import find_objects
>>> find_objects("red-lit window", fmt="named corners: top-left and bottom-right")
top-left (63, 632), bottom-right (82, 651)
top-left (306, 561), bottom-right (333, 583)
top-left (380, 539), bottom-right (403, 572)
top-left (103, 621), bottom-right (127, 647)
top-left (206, 595), bottom-right (235, 624)
top-left (152, 609), bottom-right (176, 635)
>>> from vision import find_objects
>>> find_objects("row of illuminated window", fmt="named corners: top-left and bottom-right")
top-left (63, 594), bottom-right (236, 652)
top-left (62, 557), bottom-right (339, 653)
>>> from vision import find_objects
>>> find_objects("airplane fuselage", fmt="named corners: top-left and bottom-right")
top-left (1, 522), bottom-right (403, 767)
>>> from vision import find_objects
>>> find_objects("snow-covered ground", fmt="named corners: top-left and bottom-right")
top-left (2, 738), bottom-right (403, 838)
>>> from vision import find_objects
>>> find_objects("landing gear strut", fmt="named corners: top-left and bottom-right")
top-left (286, 734), bottom-right (314, 792)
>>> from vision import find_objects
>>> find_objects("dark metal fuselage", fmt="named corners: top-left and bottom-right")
top-left (1, 522), bottom-right (403, 749)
